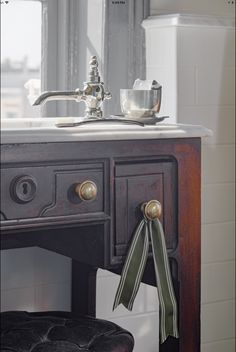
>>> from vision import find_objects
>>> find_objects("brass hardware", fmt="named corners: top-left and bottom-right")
top-left (141, 200), bottom-right (162, 220)
top-left (75, 180), bottom-right (97, 201)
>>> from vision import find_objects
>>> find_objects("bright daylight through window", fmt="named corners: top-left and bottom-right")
top-left (1, 0), bottom-right (42, 119)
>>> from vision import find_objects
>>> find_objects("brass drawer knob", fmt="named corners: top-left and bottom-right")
top-left (75, 180), bottom-right (97, 201)
top-left (141, 200), bottom-right (162, 220)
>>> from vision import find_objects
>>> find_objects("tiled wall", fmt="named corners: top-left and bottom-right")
top-left (179, 25), bottom-right (235, 352)
top-left (1, 252), bottom-right (160, 351)
top-left (144, 14), bottom-right (235, 352)
top-left (1, 247), bottom-right (71, 312)
top-left (96, 269), bottom-right (159, 350)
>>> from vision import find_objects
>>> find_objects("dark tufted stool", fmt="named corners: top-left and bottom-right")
top-left (0, 311), bottom-right (134, 352)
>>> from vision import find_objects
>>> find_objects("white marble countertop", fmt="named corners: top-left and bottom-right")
top-left (1, 118), bottom-right (212, 144)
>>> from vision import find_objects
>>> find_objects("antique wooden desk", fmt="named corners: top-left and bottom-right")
top-left (0, 122), bottom-right (210, 352)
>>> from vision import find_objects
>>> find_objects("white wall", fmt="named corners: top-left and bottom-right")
top-left (144, 13), bottom-right (235, 352)
top-left (0, 247), bottom-right (159, 351)
top-left (96, 270), bottom-right (159, 350)
top-left (150, 0), bottom-right (235, 18)
top-left (178, 23), bottom-right (235, 352)
top-left (1, 247), bottom-right (71, 312)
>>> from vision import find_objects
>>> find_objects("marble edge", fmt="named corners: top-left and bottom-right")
top-left (142, 13), bottom-right (235, 29)
top-left (0, 124), bottom-right (212, 144)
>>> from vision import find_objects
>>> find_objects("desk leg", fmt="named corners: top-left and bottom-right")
top-left (71, 260), bottom-right (98, 317)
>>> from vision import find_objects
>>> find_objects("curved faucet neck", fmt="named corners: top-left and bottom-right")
top-left (33, 56), bottom-right (111, 119)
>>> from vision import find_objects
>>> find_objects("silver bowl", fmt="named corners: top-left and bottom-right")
top-left (120, 87), bottom-right (162, 118)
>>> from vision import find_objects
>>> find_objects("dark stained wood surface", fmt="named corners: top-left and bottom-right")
top-left (0, 137), bottom-right (201, 352)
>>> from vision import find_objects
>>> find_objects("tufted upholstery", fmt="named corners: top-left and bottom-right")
top-left (0, 311), bottom-right (134, 352)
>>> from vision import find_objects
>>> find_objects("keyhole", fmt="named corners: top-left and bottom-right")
top-left (22, 182), bottom-right (28, 195)
top-left (11, 176), bottom-right (37, 203)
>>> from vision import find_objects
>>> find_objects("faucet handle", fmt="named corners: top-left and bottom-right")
top-left (89, 56), bottom-right (100, 82)
top-left (104, 91), bottom-right (112, 101)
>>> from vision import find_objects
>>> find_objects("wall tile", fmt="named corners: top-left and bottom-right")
top-left (202, 222), bottom-right (235, 263)
top-left (145, 27), bottom-right (176, 68)
top-left (145, 15), bottom-right (235, 351)
top-left (201, 300), bottom-right (235, 343)
top-left (201, 261), bottom-right (235, 303)
top-left (145, 284), bottom-right (159, 312)
top-left (33, 247), bottom-right (71, 285)
top-left (178, 105), bottom-right (235, 145)
top-left (178, 27), bottom-right (235, 68)
top-left (97, 269), bottom-right (115, 278)
top-left (1, 287), bottom-right (35, 312)
top-left (196, 67), bottom-right (235, 106)
top-left (96, 271), bottom-right (159, 318)
top-left (110, 313), bottom-right (159, 352)
top-left (34, 282), bottom-right (71, 312)
top-left (202, 144), bottom-right (235, 184)
top-left (96, 273), bottom-right (147, 318)
top-left (96, 273), bottom-right (160, 352)
top-left (201, 338), bottom-right (235, 352)
top-left (1, 248), bottom-right (36, 290)
top-left (178, 67), bottom-right (196, 106)
top-left (202, 183), bottom-right (235, 224)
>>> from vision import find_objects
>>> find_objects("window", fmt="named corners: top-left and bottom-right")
top-left (1, 0), bottom-right (149, 120)
top-left (1, 0), bottom-right (42, 119)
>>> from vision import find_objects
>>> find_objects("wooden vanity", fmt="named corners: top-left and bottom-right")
top-left (1, 122), bottom-right (210, 351)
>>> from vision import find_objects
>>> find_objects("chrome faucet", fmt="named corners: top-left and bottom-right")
top-left (33, 56), bottom-right (111, 119)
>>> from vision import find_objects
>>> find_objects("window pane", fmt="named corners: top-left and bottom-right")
top-left (1, 0), bottom-right (41, 118)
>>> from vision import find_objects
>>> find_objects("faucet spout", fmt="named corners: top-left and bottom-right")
top-left (33, 90), bottom-right (83, 106)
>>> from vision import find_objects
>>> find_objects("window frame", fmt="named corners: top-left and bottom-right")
top-left (41, 0), bottom-right (150, 118)
top-left (40, 0), bottom-right (80, 117)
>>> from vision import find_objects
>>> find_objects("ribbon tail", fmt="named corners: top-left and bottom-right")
top-left (113, 219), bottom-right (149, 311)
top-left (149, 219), bottom-right (179, 343)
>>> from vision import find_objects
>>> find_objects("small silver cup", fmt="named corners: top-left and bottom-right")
top-left (120, 87), bottom-right (162, 118)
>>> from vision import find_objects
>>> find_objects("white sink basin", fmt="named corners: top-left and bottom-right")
top-left (1, 118), bottom-right (212, 144)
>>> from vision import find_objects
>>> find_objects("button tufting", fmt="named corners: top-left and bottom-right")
top-left (0, 311), bottom-right (134, 352)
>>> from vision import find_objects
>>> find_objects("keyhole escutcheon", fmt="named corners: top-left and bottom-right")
top-left (10, 175), bottom-right (37, 203)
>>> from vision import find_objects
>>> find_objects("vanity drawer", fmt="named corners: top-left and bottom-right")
top-left (1, 166), bottom-right (54, 220)
top-left (113, 158), bottom-right (178, 259)
top-left (1, 163), bottom-right (104, 221)
top-left (43, 166), bottom-right (104, 217)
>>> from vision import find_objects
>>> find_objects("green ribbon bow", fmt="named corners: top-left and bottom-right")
top-left (113, 217), bottom-right (179, 344)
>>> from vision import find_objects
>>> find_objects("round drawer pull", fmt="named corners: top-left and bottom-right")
top-left (74, 180), bottom-right (97, 201)
top-left (141, 200), bottom-right (162, 220)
